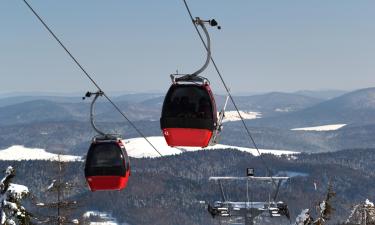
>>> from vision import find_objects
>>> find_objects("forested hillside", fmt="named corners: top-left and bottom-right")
top-left (3, 148), bottom-right (375, 224)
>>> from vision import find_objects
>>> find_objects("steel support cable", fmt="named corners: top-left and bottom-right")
top-left (182, 0), bottom-right (275, 178)
top-left (21, 0), bottom-right (163, 157)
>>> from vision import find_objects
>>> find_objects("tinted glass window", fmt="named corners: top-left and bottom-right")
top-left (163, 86), bottom-right (212, 119)
top-left (88, 144), bottom-right (123, 168)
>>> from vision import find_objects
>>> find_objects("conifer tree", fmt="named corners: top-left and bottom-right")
top-left (0, 166), bottom-right (31, 225)
top-left (35, 155), bottom-right (79, 225)
top-left (295, 182), bottom-right (335, 225)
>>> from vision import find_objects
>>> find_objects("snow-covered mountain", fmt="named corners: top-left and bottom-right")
top-left (124, 136), bottom-right (298, 158)
top-left (0, 145), bottom-right (81, 161)
top-left (249, 87), bottom-right (375, 128)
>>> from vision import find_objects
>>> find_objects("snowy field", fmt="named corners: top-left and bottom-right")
top-left (0, 145), bottom-right (82, 161)
top-left (0, 137), bottom-right (298, 160)
top-left (83, 211), bottom-right (121, 225)
top-left (291, 124), bottom-right (347, 131)
top-left (125, 136), bottom-right (298, 158)
top-left (275, 171), bottom-right (309, 178)
top-left (221, 110), bottom-right (262, 123)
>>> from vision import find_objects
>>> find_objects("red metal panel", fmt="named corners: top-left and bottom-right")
top-left (86, 171), bottom-right (130, 191)
top-left (163, 128), bottom-right (213, 147)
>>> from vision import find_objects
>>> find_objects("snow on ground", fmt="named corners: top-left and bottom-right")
top-left (365, 199), bottom-right (374, 207)
top-left (90, 222), bottom-right (117, 225)
top-left (124, 136), bottom-right (298, 158)
top-left (291, 124), bottom-right (347, 131)
top-left (275, 107), bottom-right (293, 112)
top-left (90, 221), bottom-right (118, 225)
top-left (0, 145), bottom-right (82, 161)
top-left (295, 209), bottom-right (311, 225)
top-left (221, 110), bottom-right (261, 123)
top-left (83, 211), bottom-right (123, 225)
top-left (7, 183), bottom-right (29, 200)
top-left (275, 171), bottom-right (309, 178)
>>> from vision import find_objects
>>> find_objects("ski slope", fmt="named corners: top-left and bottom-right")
top-left (125, 136), bottom-right (298, 158)
top-left (291, 124), bottom-right (347, 131)
top-left (0, 145), bottom-right (81, 161)
top-left (221, 110), bottom-right (261, 123)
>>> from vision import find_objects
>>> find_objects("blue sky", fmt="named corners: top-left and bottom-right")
top-left (1, 0), bottom-right (375, 94)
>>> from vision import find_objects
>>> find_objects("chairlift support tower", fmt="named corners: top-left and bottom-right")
top-left (206, 172), bottom-right (290, 225)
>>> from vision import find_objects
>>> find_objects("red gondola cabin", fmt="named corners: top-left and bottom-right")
top-left (85, 137), bottom-right (130, 191)
top-left (160, 83), bottom-right (218, 147)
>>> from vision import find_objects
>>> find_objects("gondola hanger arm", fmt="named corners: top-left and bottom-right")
top-left (83, 90), bottom-right (106, 137)
top-left (172, 17), bottom-right (220, 83)
top-left (191, 17), bottom-right (220, 77)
